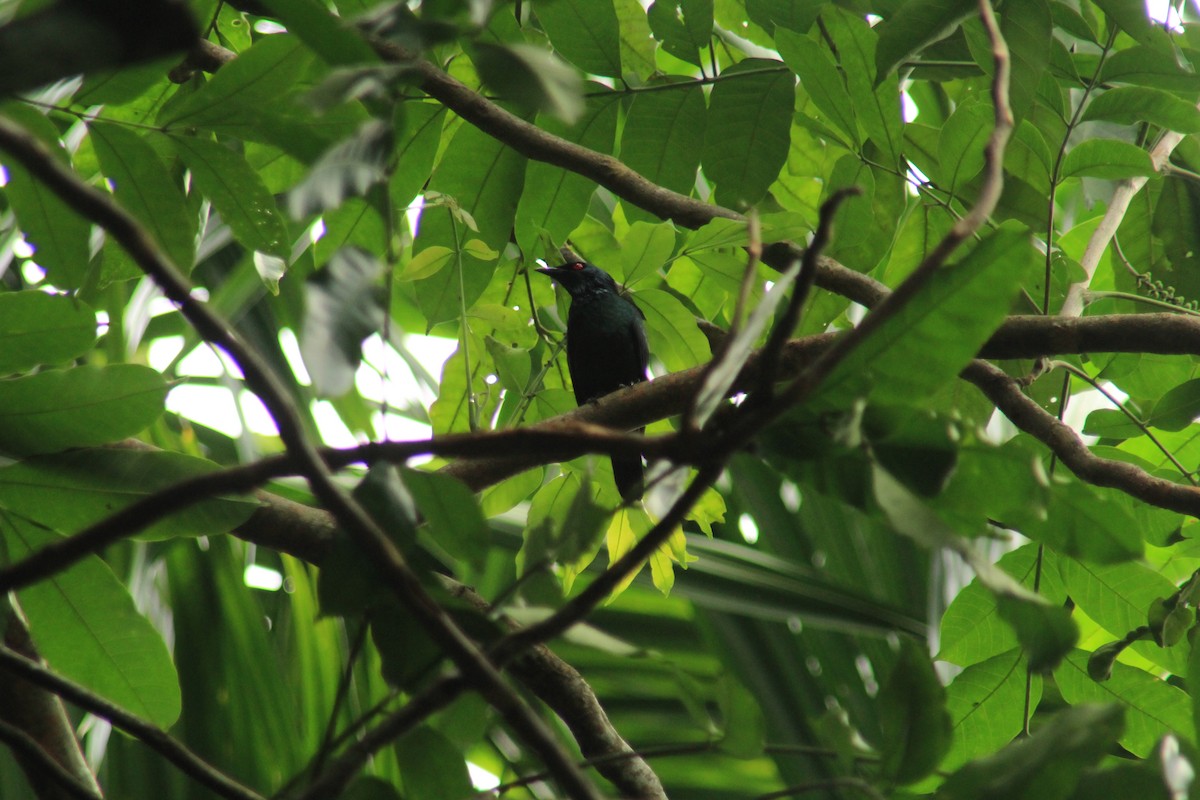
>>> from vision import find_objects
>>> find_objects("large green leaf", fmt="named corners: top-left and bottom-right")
top-left (937, 704), bottom-right (1123, 799)
top-left (1056, 650), bottom-right (1194, 757)
top-left (0, 364), bottom-right (166, 455)
top-left (0, 448), bottom-right (259, 540)
top-left (1058, 558), bottom-right (1185, 675)
top-left (170, 134), bottom-right (290, 259)
top-left (0, 292), bottom-right (95, 375)
top-left (402, 469), bottom-right (490, 566)
top-left (515, 94), bottom-right (620, 255)
top-left (158, 34), bottom-right (311, 129)
top-left (941, 650), bottom-right (1040, 774)
top-left (471, 43), bottom-right (585, 125)
top-left (876, 639), bottom-right (952, 783)
top-left (813, 223), bottom-right (1032, 408)
top-left (1061, 139), bottom-right (1154, 180)
top-left (1, 514), bottom-right (181, 728)
top-left (873, 0), bottom-right (977, 82)
top-left (535, 0), bottom-right (623, 78)
top-left (0, 106), bottom-right (92, 288)
top-left (619, 80), bottom-right (707, 221)
top-left (646, 0), bottom-right (713, 66)
top-left (701, 59), bottom-right (793, 208)
top-left (632, 288), bottom-right (710, 373)
top-left (777, 28), bottom-right (858, 147)
top-left (394, 726), bottom-right (473, 800)
top-left (90, 121), bottom-right (196, 277)
top-left (823, 8), bottom-right (902, 164)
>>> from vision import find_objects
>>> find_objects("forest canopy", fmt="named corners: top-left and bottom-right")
top-left (2, 0), bottom-right (1200, 798)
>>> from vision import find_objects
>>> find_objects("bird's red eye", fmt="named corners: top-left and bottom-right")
top-left (570, 262), bottom-right (585, 270)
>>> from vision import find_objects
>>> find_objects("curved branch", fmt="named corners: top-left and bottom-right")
top-left (964, 360), bottom-right (1200, 516)
top-left (367, 41), bottom-right (890, 310)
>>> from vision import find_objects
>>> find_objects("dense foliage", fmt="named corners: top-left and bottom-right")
top-left (3, 0), bottom-right (1200, 798)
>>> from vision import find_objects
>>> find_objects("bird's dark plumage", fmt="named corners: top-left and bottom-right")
top-left (537, 260), bottom-right (649, 500)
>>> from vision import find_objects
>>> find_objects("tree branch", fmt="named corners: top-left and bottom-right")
top-left (0, 644), bottom-right (266, 800)
top-left (0, 116), bottom-right (600, 800)
top-left (0, 611), bottom-right (102, 800)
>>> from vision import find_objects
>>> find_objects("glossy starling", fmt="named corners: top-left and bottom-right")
top-left (536, 260), bottom-right (649, 500)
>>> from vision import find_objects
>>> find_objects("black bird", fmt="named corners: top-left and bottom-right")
top-left (536, 260), bottom-right (649, 501)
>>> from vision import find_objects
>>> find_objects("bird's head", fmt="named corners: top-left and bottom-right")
top-left (535, 260), bottom-right (620, 298)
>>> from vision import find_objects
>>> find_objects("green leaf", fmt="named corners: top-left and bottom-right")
top-left (318, 465), bottom-right (419, 616)
top-left (1082, 87), bottom-right (1200, 133)
top-left (515, 95), bottom-right (619, 254)
top-left (874, 0), bottom-right (977, 82)
top-left (632, 288), bottom-right (710, 373)
top-left (287, 120), bottom-right (393, 219)
top-left (1100, 45), bottom-right (1200, 94)
top-left (535, 0), bottom-right (622, 78)
top-left (1058, 558), bottom-right (1184, 675)
top-left (158, 34), bottom-right (312, 129)
top-left (1081, 408), bottom-right (1144, 439)
top-left (938, 545), bottom-right (1066, 666)
top-left (1090, 0), bottom-right (1170, 48)
top-left (395, 726), bottom-right (473, 800)
top-left (0, 292), bottom-right (95, 375)
top-left (814, 224), bottom-right (1032, 408)
top-left (402, 469), bottom-right (489, 565)
top-left (647, 0), bottom-right (713, 66)
top-left (876, 639), bottom-right (952, 783)
top-left (619, 81), bottom-right (707, 222)
top-left (1, 514), bottom-right (181, 728)
top-left (620, 221), bottom-right (676, 288)
top-left (255, 0), bottom-right (378, 66)
top-left (942, 650), bottom-right (1040, 774)
top-left (939, 98), bottom-right (992, 191)
top-left (0, 106), bottom-right (92, 288)
top-left (701, 59), bottom-right (793, 208)
top-left (472, 43), bottom-right (585, 125)
top-left (419, 115), bottom-right (528, 253)
top-left (1002, 0), bottom-right (1052, 123)
top-left (521, 473), bottom-right (608, 575)
top-left (1018, 478), bottom-right (1142, 564)
top-left (715, 676), bottom-right (766, 758)
top-left (937, 704), bottom-right (1123, 799)
top-left (302, 247), bottom-right (385, 397)
top-left (170, 135), bottom-right (290, 259)
top-left (995, 592), bottom-right (1079, 673)
top-left (390, 102), bottom-right (446, 209)
top-left (400, 246), bottom-right (454, 281)
top-left (1147, 377), bottom-right (1200, 431)
top-left (0, 365), bottom-right (166, 455)
top-left (615, 0), bottom-right (658, 78)
top-left (874, 467), bottom-right (1077, 671)
top-left (1060, 139), bottom-right (1155, 180)
top-left (823, 8), bottom-right (902, 164)
top-left (90, 121), bottom-right (195, 277)
top-left (866, 407), bottom-right (958, 498)
top-left (0, 449), bottom-right (259, 540)
top-left (1056, 650), bottom-right (1194, 757)
top-left (776, 28), bottom-right (859, 147)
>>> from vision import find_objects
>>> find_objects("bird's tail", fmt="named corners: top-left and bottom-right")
top-left (612, 427), bottom-right (645, 501)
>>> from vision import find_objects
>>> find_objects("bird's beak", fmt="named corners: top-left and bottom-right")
top-left (535, 265), bottom-right (563, 276)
